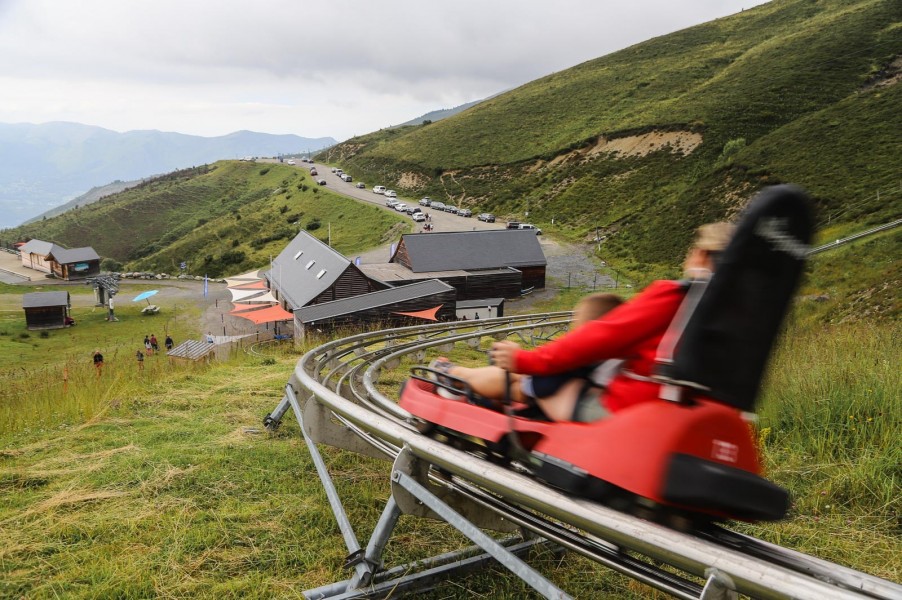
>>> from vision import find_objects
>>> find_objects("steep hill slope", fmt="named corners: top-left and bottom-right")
top-left (321, 0), bottom-right (901, 282)
top-left (7, 161), bottom-right (407, 278)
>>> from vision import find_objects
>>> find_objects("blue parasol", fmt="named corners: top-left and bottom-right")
top-left (132, 290), bottom-right (159, 305)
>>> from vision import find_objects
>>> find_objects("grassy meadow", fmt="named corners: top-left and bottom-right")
top-left (0, 277), bottom-right (899, 598)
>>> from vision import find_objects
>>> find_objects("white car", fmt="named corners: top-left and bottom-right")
top-left (385, 190), bottom-right (397, 198)
top-left (412, 212), bottom-right (426, 222)
top-left (373, 186), bottom-right (387, 194)
top-left (287, 160), bottom-right (296, 165)
top-left (394, 203), bottom-right (408, 212)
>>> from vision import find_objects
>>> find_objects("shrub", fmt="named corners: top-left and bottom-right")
top-left (39, 331), bottom-right (49, 339)
top-left (101, 258), bottom-right (123, 272)
top-left (259, 167), bottom-right (270, 176)
top-left (306, 218), bottom-right (322, 232)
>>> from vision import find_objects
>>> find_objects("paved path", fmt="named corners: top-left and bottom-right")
top-left (0, 251), bottom-right (35, 284)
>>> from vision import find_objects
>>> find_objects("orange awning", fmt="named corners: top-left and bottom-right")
top-left (232, 304), bottom-right (294, 324)
top-left (230, 303), bottom-right (272, 315)
top-left (229, 280), bottom-right (268, 290)
top-left (392, 305), bottom-right (442, 322)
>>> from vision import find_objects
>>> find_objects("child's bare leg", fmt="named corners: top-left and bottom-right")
top-left (534, 379), bottom-right (585, 422)
top-left (447, 365), bottom-right (524, 402)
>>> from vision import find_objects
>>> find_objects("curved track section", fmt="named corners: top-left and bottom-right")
top-left (268, 314), bottom-right (900, 600)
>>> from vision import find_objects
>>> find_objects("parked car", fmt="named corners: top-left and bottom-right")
top-left (331, 167), bottom-right (337, 173)
top-left (407, 206), bottom-right (422, 215)
top-left (412, 212), bottom-right (426, 222)
top-left (342, 174), bottom-right (352, 182)
top-left (445, 205), bottom-right (459, 214)
top-left (394, 203), bottom-right (408, 212)
top-left (430, 201), bottom-right (446, 211)
top-left (419, 197), bottom-right (432, 207)
top-left (385, 198), bottom-right (398, 207)
top-left (373, 185), bottom-right (387, 194)
top-left (385, 190), bottom-right (398, 198)
top-left (317, 179), bottom-right (327, 186)
top-left (477, 213), bottom-right (495, 222)
top-left (310, 169), bottom-right (318, 176)
top-left (458, 208), bottom-right (472, 217)
top-left (519, 223), bottom-right (542, 235)
top-left (356, 182), bottom-right (366, 189)
top-left (506, 221), bottom-right (521, 229)
top-left (287, 160), bottom-right (296, 165)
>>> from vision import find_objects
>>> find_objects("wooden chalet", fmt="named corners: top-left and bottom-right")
top-left (47, 246), bottom-right (101, 280)
top-left (359, 230), bottom-right (546, 300)
top-left (265, 231), bottom-right (387, 311)
top-left (19, 239), bottom-right (100, 280)
top-left (22, 291), bottom-right (71, 330)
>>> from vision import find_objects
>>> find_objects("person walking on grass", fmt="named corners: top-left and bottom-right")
top-left (165, 334), bottom-right (174, 351)
top-left (144, 335), bottom-right (153, 356)
top-left (150, 334), bottom-right (159, 354)
top-left (92, 350), bottom-right (104, 377)
top-left (136, 349), bottom-right (144, 371)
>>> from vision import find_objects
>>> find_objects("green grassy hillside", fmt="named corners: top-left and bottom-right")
top-left (321, 0), bottom-right (901, 287)
top-left (7, 161), bottom-right (409, 278)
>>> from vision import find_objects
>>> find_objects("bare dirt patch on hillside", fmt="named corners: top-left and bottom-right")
top-left (587, 131), bottom-right (703, 158)
top-left (398, 171), bottom-right (429, 188)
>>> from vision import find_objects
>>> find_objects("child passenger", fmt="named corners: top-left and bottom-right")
top-left (430, 292), bottom-right (624, 421)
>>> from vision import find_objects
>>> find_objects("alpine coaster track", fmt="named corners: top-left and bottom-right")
top-left (264, 313), bottom-right (901, 600)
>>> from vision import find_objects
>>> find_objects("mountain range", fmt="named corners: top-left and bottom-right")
top-left (0, 122), bottom-right (336, 229)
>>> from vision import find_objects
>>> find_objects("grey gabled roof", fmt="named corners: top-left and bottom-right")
top-left (296, 279), bottom-right (454, 323)
top-left (48, 246), bottom-right (100, 263)
top-left (22, 291), bottom-right (70, 308)
top-left (19, 239), bottom-right (61, 257)
top-left (398, 230), bottom-right (546, 272)
top-left (265, 230), bottom-right (352, 309)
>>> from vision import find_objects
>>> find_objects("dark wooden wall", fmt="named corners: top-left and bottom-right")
top-left (305, 288), bottom-right (458, 330)
top-left (312, 266), bottom-right (388, 304)
top-left (24, 306), bottom-right (67, 330)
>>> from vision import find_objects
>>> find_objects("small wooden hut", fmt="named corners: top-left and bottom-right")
top-left (22, 291), bottom-right (71, 330)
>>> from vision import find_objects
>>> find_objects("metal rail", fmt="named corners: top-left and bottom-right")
top-left (808, 218), bottom-right (901, 255)
top-left (268, 313), bottom-right (902, 599)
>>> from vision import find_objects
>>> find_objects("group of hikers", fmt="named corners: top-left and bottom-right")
top-left (135, 334), bottom-right (174, 369)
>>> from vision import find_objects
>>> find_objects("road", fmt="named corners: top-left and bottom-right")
top-left (297, 160), bottom-right (508, 235)
top-left (268, 159), bottom-right (611, 290)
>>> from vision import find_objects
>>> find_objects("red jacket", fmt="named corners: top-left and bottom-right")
top-left (513, 280), bottom-right (687, 413)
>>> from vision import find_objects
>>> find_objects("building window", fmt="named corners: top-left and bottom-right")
top-left (293, 251), bottom-right (303, 260)
top-left (316, 269), bottom-right (327, 279)
top-left (306, 260), bottom-right (316, 270)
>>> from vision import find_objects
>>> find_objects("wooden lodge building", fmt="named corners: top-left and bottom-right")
top-left (359, 230), bottom-right (547, 300)
top-left (19, 239), bottom-right (101, 280)
top-left (264, 228), bottom-right (547, 336)
top-left (265, 231), bottom-right (386, 311)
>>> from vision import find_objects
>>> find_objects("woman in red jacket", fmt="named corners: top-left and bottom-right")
top-left (489, 222), bottom-right (734, 419)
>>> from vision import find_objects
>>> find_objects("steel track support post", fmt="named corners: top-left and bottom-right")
top-left (263, 394), bottom-right (291, 430)
top-left (392, 470), bottom-right (572, 600)
top-left (346, 497), bottom-right (402, 589)
top-left (286, 383), bottom-right (375, 588)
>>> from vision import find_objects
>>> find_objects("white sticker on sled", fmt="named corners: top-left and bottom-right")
top-left (712, 440), bottom-right (739, 463)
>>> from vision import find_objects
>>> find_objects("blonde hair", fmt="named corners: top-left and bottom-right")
top-left (693, 222), bottom-right (735, 253)
top-left (572, 292), bottom-right (623, 327)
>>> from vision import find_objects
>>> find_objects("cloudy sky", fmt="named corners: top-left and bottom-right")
top-left (0, 0), bottom-right (768, 142)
